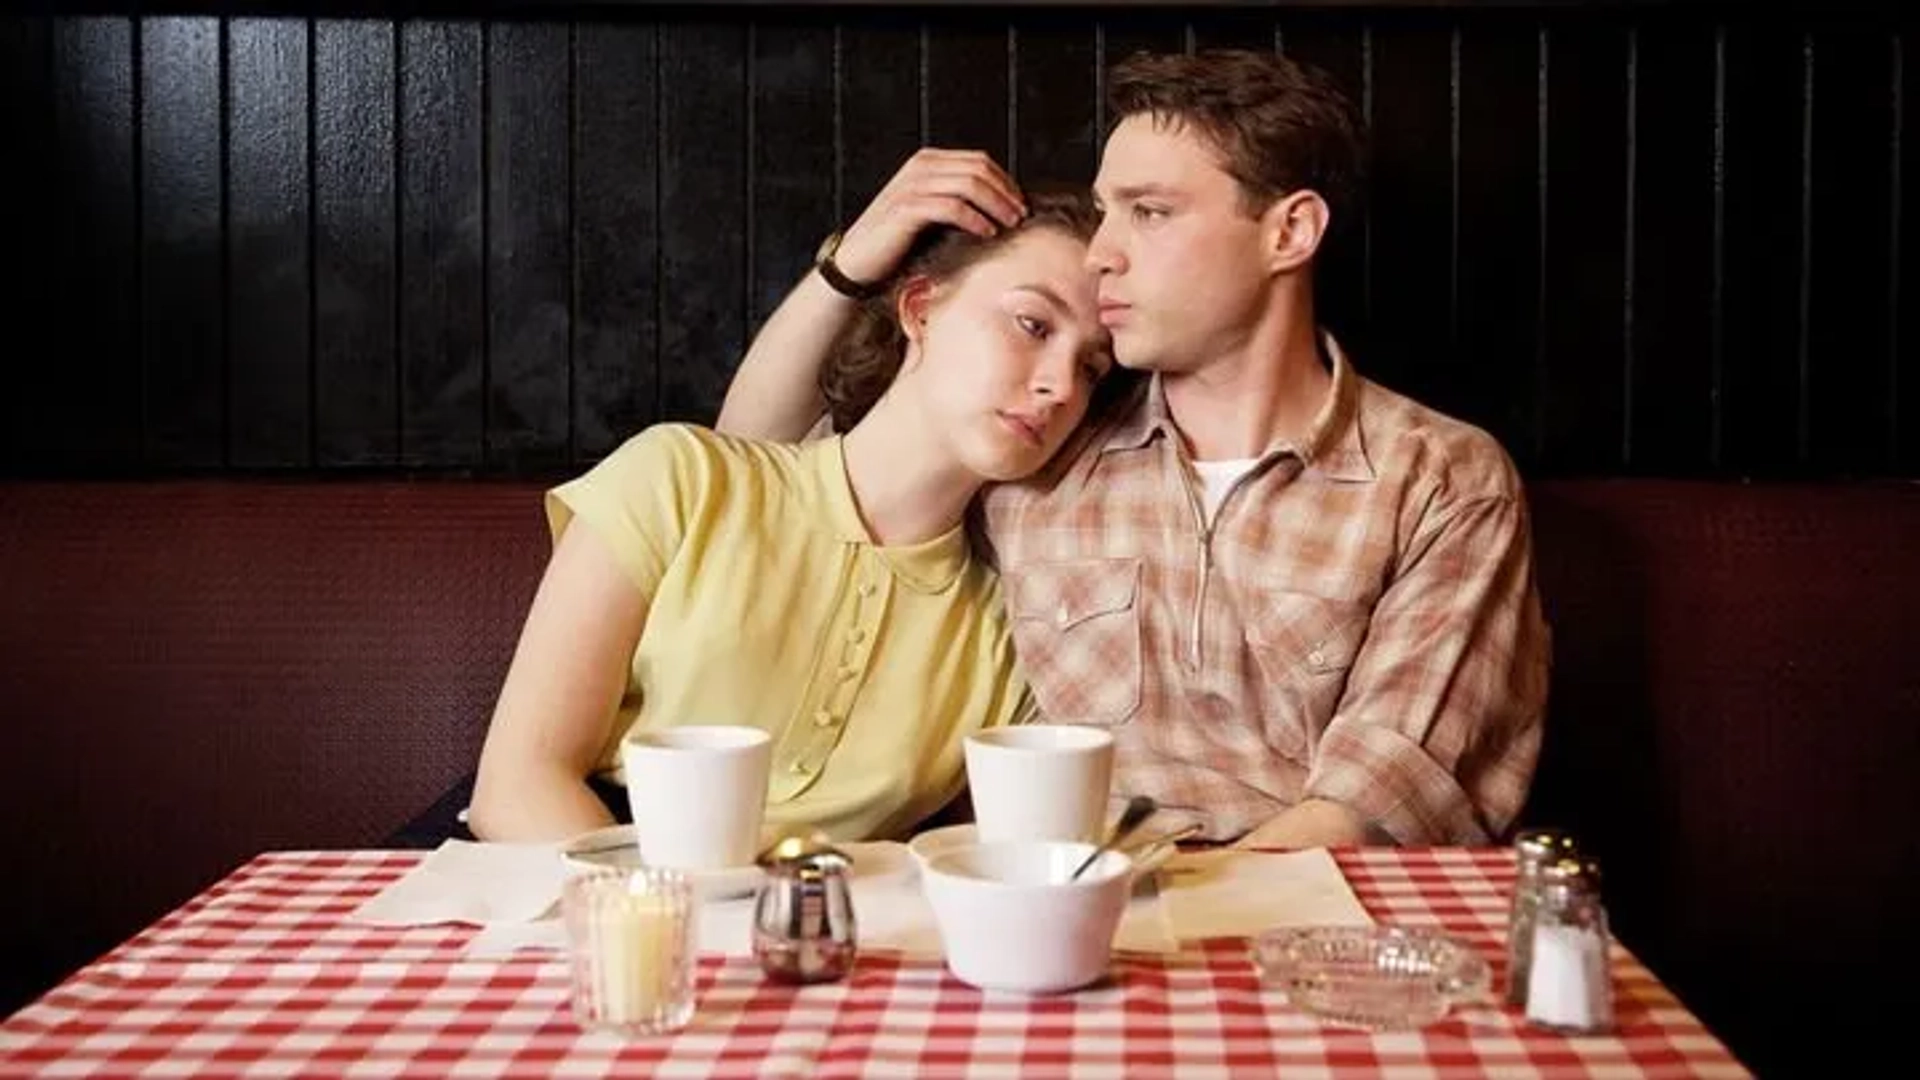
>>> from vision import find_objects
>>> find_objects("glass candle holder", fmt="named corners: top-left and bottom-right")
top-left (561, 867), bottom-right (698, 1037)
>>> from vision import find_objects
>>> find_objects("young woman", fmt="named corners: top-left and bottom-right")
top-left (467, 190), bottom-right (1112, 845)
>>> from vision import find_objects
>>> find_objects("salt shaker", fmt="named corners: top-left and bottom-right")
top-left (752, 835), bottom-right (858, 984)
top-left (1505, 827), bottom-right (1579, 1006)
top-left (1523, 855), bottom-right (1615, 1034)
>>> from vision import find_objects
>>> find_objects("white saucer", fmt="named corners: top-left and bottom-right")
top-left (558, 824), bottom-right (765, 900)
top-left (559, 827), bottom-right (917, 901)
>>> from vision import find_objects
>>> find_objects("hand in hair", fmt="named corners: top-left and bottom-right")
top-left (831, 148), bottom-right (1029, 287)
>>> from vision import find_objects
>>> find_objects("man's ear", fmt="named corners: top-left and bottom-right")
top-left (896, 276), bottom-right (936, 344)
top-left (1262, 189), bottom-right (1330, 275)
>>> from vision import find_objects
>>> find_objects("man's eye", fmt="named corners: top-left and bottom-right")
top-left (1132, 204), bottom-right (1166, 223)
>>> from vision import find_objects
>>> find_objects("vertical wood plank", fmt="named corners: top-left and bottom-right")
top-left (1719, 22), bottom-right (1806, 476)
top-left (398, 20), bottom-right (483, 468)
top-left (1279, 14), bottom-right (1369, 348)
top-left (1899, 33), bottom-right (1914, 473)
top-left (1098, 12), bottom-right (1187, 148)
top-left (1, 16), bottom-right (55, 472)
top-left (658, 22), bottom-right (747, 423)
top-left (1012, 16), bottom-right (1099, 188)
top-left (839, 18), bottom-right (921, 214)
top-left (486, 22), bottom-right (569, 472)
top-left (1365, 20), bottom-right (1459, 420)
top-left (1806, 28), bottom-right (1897, 474)
top-left (1186, 8), bottom-right (1278, 54)
top-left (46, 17), bottom-right (140, 472)
top-left (140, 16), bottom-right (224, 469)
top-left (227, 17), bottom-right (309, 468)
top-left (574, 22), bottom-right (658, 460)
top-left (1456, 15), bottom-right (1542, 465)
top-left (752, 20), bottom-right (835, 326)
top-left (314, 19), bottom-right (395, 467)
top-left (1629, 18), bottom-right (1717, 474)
top-left (1540, 20), bottom-right (1630, 474)
top-left (925, 14), bottom-right (1009, 164)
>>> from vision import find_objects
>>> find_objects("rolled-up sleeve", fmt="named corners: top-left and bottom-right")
top-left (1303, 493), bottom-right (1551, 845)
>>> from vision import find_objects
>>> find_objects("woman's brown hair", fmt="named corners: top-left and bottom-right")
top-left (819, 186), bottom-right (1106, 433)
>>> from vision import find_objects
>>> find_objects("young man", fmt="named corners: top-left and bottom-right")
top-left (718, 49), bottom-right (1550, 849)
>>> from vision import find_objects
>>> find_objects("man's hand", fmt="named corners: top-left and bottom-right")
top-left (831, 148), bottom-right (1028, 285)
top-left (1232, 798), bottom-right (1374, 851)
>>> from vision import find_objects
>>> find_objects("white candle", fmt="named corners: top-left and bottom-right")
top-left (588, 885), bottom-right (677, 1023)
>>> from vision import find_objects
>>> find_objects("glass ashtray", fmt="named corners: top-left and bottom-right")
top-left (1251, 925), bottom-right (1491, 1029)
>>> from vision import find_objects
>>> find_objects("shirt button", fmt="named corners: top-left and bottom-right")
top-left (849, 627), bottom-right (867, 644)
top-left (788, 759), bottom-right (811, 775)
top-left (837, 665), bottom-right (857, 681)
top-left (813, 709), bottom-right (837, 728)
top-left (1308, 649), bottom-right (1326, 667)
top-left (1055, 603), bottom-right (1071, 627)
top-left (857, 582), bottom-right (876, 598)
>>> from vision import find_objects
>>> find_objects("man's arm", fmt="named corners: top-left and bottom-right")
top-left (1238, 491), bottom-right (1551, 849)
top-left (715, 148), bottom-right (1027, 441)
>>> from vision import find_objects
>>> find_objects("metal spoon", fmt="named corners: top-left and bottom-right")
top-left (1068, 794), bottom-right (1157, 882)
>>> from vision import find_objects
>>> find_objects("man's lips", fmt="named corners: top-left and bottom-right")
top-left (1098, 302), bottom-right (1130, 325)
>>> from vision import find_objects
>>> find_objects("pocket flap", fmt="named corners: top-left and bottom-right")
top-left (1246, 592), bottom-right (1369, 675)
top-left (1008, 558), bottom-right (1141, 632)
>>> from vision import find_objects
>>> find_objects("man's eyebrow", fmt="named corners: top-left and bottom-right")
top-left (1100, 183), bottom-right (1180, 202)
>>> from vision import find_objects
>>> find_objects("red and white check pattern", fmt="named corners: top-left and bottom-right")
top-left (0, 849), bottom-right (1749, 1078)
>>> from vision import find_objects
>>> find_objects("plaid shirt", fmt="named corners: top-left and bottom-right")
top-left (982, 335), bottom-right (1550, 844)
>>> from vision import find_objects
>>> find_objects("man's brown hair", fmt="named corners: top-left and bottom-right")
top-left (1106, 48), bottom-right (1366, 230)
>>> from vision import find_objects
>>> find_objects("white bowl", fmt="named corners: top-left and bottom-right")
top-left (909, 822), bottom-right (1182, 876)
top-left (920, 840), bottom-right (1134, 993)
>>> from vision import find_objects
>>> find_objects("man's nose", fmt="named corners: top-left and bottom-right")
top-left (1085, 219), bottom-right (1124, 275)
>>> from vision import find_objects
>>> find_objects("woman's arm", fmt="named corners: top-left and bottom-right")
top-left (468, 521), bottom-right (649, 841)
top-left (715, 148), bottom-right (1026, 441)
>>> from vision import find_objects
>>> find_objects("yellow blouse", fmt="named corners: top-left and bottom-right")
top-left (547, 423), bottom-right (1031, 842)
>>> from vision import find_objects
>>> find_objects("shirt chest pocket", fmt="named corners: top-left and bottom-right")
top-left (1006, 558), bottom-right (1143, 727)
top-left (1244, 592), bottom-right (1371, 756)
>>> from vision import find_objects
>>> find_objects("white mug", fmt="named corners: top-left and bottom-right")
top-left (963, 724), bottom-right (1115, 844)
top-left (621, 725), bottom-right (772, 870)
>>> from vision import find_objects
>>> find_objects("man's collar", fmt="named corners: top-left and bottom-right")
top-left (1099, 331), bottom-right (1375, 482)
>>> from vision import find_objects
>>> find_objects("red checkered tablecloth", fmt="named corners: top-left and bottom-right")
top-left (0, 848), bottom-right (1749, 1078)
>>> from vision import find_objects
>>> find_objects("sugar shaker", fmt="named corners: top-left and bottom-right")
top-left (1505, 827), bottom-right (1580, 1006)
top-left (752, 835), bottom-right (858, 984)
top-left (1523, 854), bottom-right (1615, 1034)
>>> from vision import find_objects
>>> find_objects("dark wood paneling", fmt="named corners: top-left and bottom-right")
top-left (1901, 32), bottom-right (1915, 474)
top-left (751, 22), bottom-right (835, 325)
top-left (1629, 20), bottom-right (1716, 473)
top-left (573, 22), bottom-right (657, 459)
top-left (1013, 18), bottom-right (1098, 188)
top-left (1280, 14), bottom-right (1369, 348)
top-left (657, 22), bottom-right (746, 423)
top-left (1540, 19), bottom-right (1629, 473)
top-left (314, 19), bottom-right (396, 466)
top-left (1186, 7), bottom-right (1278, 53)
top-left (837, 18), bottom-right (921, 213)
top-left (227, 17), bottom-right (309, 468)
top-left (1, 6), bottom-right (1912, 483)
top-left (1718, 22), bottom-right (1806, 475)
top-left (140, 16), bottom-right (224, 468)
top-left (50, 17), bottom-right (140, 470)
top-left (2, 17), bottom-right (53, 471)
top-left (1365, 21), bottom-right (1458, 421)
top-left (398, 20), bottom-right (483, 468)
top-left (1806, 28), bottom-right (1897, 475)
top-left (924, 16), bottom-right (1008, 162)
top-left (486, 22), bottom-right (570, 471)
top-left (1456, 17), bottom-right (1541, 464)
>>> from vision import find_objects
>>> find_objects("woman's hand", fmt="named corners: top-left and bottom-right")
top-left (830, 148), bottom-right (1029, 286)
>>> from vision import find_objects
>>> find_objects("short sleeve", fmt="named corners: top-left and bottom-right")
top-left (544, 423), bottom-right (710, 596)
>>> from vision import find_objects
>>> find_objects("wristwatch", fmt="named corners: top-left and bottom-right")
top-left (814, 230), bottom-right (888, 301)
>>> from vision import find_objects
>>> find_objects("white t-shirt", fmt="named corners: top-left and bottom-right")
top-left (1190, 457), bottom-right (1260, 525)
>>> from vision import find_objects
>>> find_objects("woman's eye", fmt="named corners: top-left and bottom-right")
top-left (1016, 314), bottom-right (1050, 340)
